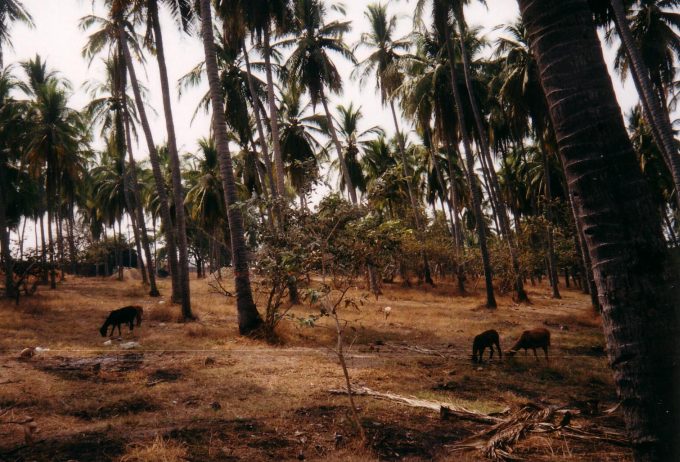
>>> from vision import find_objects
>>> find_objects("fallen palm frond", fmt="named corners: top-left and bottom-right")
top-left (328, 385), bottom-right (506, 424)
top-left (452, 403), bottom-right (629, 461)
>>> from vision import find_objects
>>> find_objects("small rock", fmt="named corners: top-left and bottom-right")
top-left (34, 347), bottom-right (50, 354)
top-left (211, 401), bottom-right (222, 411)
top-left (159, 323), bottom-right (166, 327)
top-left (476, 367), bottom-right (483, 371)
top-left (120, 341), bottom-right (140, 350)
top-left (19, 347), bottom-right (34, 359)
top-left (158, 300), bottom-right (166, 305)
top-left (103, 340), bottom-right (112, 346)
top-left (204, 357), bottom-right (216, 366)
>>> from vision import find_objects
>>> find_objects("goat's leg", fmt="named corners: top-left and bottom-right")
top-left (496, 341), bottom-right (503, 359)
top-left (543, 346), bottom-right (549, 362)
top-left (533, 348), bottom-right (539, 360)
top-left (489, 346), bottom-right (494, 360)
top-left (117, 324), bottom-right (122, 337)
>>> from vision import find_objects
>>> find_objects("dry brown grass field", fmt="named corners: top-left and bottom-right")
top-left (0, 273), bottom-right (631, 461)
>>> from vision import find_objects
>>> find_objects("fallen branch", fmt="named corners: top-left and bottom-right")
top-left (328, 385), bottom-right (504, 425)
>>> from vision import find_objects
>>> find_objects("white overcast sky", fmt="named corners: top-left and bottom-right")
top-left (5, 0), bottom-right (638, 161)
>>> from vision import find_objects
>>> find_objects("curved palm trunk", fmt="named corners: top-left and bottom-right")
top-left (119, 29), bottom-right (184, 309)
top-left (262, 27), bottom-right (286, 197)
top-left (519, 1), bottom-right (680, 459)
top-left (149, 0), bottom-right (192, 317)
top-left (199, 0), bottom-right (262, 335)
top-left (320, 88), bottom-right (358, 205)
top-left (609, 0), bottom-right (680, 210)
top-left (454, 4), bottom-right (528, 303)
top-left (389, 100), bottom-right (434, 285)
top-left (123, 105), bottom-right (160, 296)
top-left (444, 30), bottom-right (496, 308)
top-left (242, 40), bottom-right (278, 199)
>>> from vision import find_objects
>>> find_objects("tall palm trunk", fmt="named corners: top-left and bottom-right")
top-left (119, 28), bottom-right (185, 310)
top-left (519, 1), bottom-right (680, 459)
top-left (199, 0), bottom-right (262, 335)
top-left (122, 77), bottom-right (160, 297)
top-left (46, 172), bottom-right (57, 289)
top-left (609, 0), bottom-right (680, 210)
top-left (262, 26), bottom-right (286, 196)
top-left (148, 0), bottom-right (192, 317)
top-left (436, 106), bottom-right (467, 293)
top-left (38, 211), bottom-right (47, 283)
top-left (320, 87), bottom-right (358, 205)
top-left (242, 39), bottom-right (278, 199)
top-left (389, 100), bottom-right (434, 285)
top-left (0, 157), bottom-right (13, 298)
top-left (453, 4), bottom-right (528, 303)
top-left (444, 30), bottom-right (496, 308)
top-left (56, 203), bottom-right (65, 281)
top-left (67, 207), bottom-right (78, 276)
top-left (122, 105), bottom-right (160, 296)
top-left (540, 143), bottom-right (561, 298)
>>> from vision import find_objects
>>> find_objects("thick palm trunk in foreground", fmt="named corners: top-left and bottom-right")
top-left (199, 0), bottom-right (262, 335)
top-left (518, 1), bottom-right (680, 459)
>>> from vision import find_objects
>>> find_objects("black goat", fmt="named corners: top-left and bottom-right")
top-left (472, 329), bottom-right (502, 363)
top-left (100, 306), bottom-right (143, 337)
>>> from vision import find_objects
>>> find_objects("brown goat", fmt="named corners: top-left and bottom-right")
top-left (472, 329), bottom-right (502, 363)
top-left (506, 328), bottom-right (551, 361)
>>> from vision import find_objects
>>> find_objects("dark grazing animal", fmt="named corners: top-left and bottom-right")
top-left (506, 328), bottom-right (551, 361)
top-left (472, 329), bottom-right (502, 363)
top-left (99, 306), bottom-right (143, 337)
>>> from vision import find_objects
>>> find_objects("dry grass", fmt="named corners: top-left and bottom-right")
top-left (0, 275), bottom-right (631, 461)
top-left (120, 435), bottom-right (188, 462)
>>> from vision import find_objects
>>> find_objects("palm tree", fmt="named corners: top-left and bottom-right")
top-left (278, 82), bottom-right (325, 207)
top-left (84, 57), bottom-right (159, 295)
top-left (81, 6), bottom-right (185, 306)
top-left (23, 58), bottom-right (86, 289)
top-left (519, 0), bottom-right (679, 458)
top-left (416, 0), bottom-right (496, 307)
top-left (330, 103), bottom-right (383, 197)
top-left (137, 0), bottom-right (193, 311)
top-left (446, 1), bottom-right (529, 301)
top-left (281, 0), bottom-right (358, 204)
top-left (199, 0), bottom-right (263, 335)
top-left (0, 0), bottom-right (33, 68)
top-left (355, 2), bottom-right (441, 285)
top-left (235, 0), bottom-right (291, 197)
top-left (599, 0), bottom-right (680, 207)
top-left (0, 67), bottom-right (28, 298)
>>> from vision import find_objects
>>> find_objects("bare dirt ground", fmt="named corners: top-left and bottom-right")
top-left (0, 274), bottom-right (631, 461)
